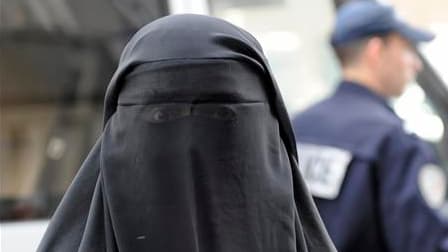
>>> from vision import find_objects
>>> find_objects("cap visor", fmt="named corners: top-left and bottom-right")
top-left (396, 21), bottom-right (435, 43)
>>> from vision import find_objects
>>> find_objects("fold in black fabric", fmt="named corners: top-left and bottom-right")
top-left (37, 14), bottom-right (336, 252)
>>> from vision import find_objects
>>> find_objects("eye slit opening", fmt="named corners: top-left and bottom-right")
top-left (145, 104), bottom-right (238, 123)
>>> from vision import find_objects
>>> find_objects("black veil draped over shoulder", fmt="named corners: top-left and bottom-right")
top-left (38, 14), bottom-right (336, 252)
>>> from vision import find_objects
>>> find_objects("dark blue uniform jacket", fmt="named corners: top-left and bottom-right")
top-left (292, 81), bottom-right (448, 252)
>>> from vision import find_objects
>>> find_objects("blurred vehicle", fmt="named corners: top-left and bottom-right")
top-left (1, 0), bottom-right (446, 251)
top-left (0, 0), bottom-right (169, 251)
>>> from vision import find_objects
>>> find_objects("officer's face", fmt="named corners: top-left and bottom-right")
top-left (377, 34), bottom-right (422, 97)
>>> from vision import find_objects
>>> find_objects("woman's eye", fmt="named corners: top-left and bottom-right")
top-left (153, 110), bottom-right (166, 121)
top-left (148, 106), bottom-right (191, 123)
top-left (193, 106), bottom-right (236, 121)
top-left (214, 108), bottom-right (235, 120)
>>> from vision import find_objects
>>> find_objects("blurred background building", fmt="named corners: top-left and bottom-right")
top-left (0, 0), bottom-right (447, 251)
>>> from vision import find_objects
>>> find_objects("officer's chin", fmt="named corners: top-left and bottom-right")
top-left (391, 83), bottom-right (408, 98)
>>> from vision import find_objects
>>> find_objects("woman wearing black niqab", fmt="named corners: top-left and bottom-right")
top-left (38, 14), bottom-right (336, 252)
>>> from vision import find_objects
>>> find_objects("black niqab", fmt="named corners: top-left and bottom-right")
top-left (38, 14), bottom-right (336, 252)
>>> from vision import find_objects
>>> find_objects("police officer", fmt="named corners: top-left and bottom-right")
top-left (292, 1), bottom-right (448, 252)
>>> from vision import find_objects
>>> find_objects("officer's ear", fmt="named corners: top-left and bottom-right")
top-left (364, 37), bottom-right (387, 66)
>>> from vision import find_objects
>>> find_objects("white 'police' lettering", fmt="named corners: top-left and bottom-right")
top-left (297, 142), bottom-right (352, 200)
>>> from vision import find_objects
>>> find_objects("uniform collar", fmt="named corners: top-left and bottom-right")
top-left (336, 80), bottom-right (397, 114)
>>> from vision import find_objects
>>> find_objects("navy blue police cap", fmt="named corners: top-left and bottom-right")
top-left (331, 1), bottom-right (435, 46)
